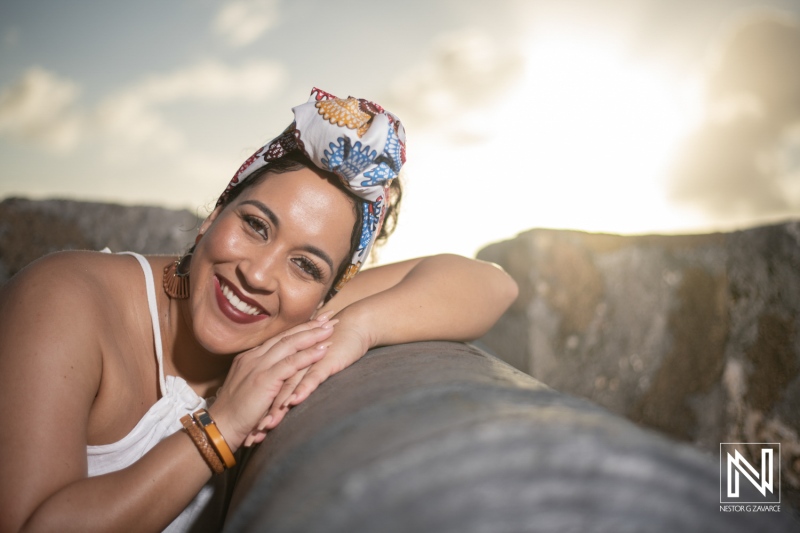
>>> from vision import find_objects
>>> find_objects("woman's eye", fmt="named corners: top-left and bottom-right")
top-left (245, 216), bottom-right (268, 239)
top-left (294, 257), bottom-right (323, 281)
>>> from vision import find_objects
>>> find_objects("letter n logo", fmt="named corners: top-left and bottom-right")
top-left (720, 443), bottom-right (780, 504)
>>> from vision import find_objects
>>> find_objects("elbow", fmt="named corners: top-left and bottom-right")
top-left (491, 266), bottom-right (518, 313)
top-left (466, 268), bottom-right (517, 341)
top-left (500, 269), bottom-right (519, 309)
top-left (441, 254), bottom-right (519, 311)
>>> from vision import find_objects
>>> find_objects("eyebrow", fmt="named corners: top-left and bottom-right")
top-left (240, 199), bottom-right (335, 273)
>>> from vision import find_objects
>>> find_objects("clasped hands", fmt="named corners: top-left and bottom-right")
top-left (207, 311), bottom-right (371, 452)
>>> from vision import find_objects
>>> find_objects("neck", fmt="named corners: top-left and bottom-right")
top-left (161, 289), bottom-right (233, 399)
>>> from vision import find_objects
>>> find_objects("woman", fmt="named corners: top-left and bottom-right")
top-left (0, 88), bottom-right (518, 532)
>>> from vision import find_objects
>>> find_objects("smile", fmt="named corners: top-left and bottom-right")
top-left (214, 276), bottom-right (269, 324)
top-left (221, 281), bottom-right (262, 315)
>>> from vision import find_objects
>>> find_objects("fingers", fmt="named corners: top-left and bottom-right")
top-left (313, 311), bottom-right (335, 322)
top-left (241, 360), bottom-right (315, 447)
top-left (255, 346), bottom-right (328, 401)
top-left (255, 367), bottom-right (309, 433)
top-left (240, 348), bottom-right (325, 447)
top-left (255, 320), bottom-right (336, 369)
top-left (244, 362), bottom-right (331, 446)
top-left (237, 314), bottom-right (335, 360)
top-left (235, 316), bottom-right (341, 448)
top-left (244, 428), bottom-right (270, 446)
top-left (216, 316), bottom-right (342, 448)
top-left (274, 367), bottom-right (309, 412)
top-left (287, 358), bottom-right (339, 407)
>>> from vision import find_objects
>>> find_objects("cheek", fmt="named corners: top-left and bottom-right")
top-left (199, 218), bottom-right (245, 260)
top-left (278, 282), bottom-right (327, 324)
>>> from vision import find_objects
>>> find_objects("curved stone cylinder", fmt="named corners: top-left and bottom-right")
top-left (225, 342), bottom-right (796, 532)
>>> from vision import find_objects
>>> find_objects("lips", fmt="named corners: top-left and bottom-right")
top-left (214, 275), bottom-right (269, 325)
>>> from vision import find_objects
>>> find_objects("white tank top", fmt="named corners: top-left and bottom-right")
top-left (87, 252), bottom-right (233, 532)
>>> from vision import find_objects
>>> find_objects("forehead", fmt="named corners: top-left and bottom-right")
top-left (235, 168), bottom-right (356, 259)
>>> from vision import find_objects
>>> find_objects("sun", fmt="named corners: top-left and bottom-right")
top-left (379, 29), bottom-right (706, 264)
top-left (492, 31), bottom-right (704, 233)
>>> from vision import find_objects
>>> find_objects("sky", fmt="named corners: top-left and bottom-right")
top-left (1, 0), bottom-right (799, 264)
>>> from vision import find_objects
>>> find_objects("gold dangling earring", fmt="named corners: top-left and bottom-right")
top-left (163, 251), bottom-right (192, 299)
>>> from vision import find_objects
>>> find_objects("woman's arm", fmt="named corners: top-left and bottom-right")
top-left (0, 258), bottom-right (200, 533)
top-left (324, 253), bottom-right (518, 344)
top-left (255, 254), bottom-right (518, 435)
top-left (0, 254), bottom-right (330, 533)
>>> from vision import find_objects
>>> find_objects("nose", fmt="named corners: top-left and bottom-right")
top-left (239, 249), bottom-right (281, 294)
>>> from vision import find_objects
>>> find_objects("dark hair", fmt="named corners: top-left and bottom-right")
top-left (217, 152), bottom-right (403, 298)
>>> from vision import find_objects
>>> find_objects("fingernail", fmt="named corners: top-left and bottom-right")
top-left (321, 319), bottom-right (339, 329)
top-left (258, 415), bottom-right (273, 430)
top-left (280, 394), bottom-right (295, 408)
top-left (315, 312), bottom-right (333, 322)
top-left (316, 342), bottom-right (331, 350)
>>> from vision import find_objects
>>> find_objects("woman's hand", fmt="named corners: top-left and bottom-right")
top-left (207, 316), bottom-right (338, 452)
top-left (243, 310), bottom-right (372, 445)
top-left (240, 254), bottom-right (518, 447)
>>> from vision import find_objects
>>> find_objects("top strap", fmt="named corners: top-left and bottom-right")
top-left (119, 252), bottom-right (167, 394)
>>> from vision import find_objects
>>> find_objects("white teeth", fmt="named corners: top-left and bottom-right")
top-left (221, 282), bottom-right (261, 316)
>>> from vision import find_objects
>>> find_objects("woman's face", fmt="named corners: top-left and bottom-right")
top-left (188, 167), bottom-right (356, 354)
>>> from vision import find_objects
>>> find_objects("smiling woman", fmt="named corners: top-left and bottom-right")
top-left (0, 88), bottom-right (518, 533)
top-left (188, 166), bottom-right (357, 355)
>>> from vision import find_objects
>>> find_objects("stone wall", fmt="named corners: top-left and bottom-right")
top-left (0, 197), bottom-right (202, 283)
top-left (478, 222), bottom-right (800, 500)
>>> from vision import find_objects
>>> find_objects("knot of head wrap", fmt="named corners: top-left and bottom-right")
top-left (217, 87), bottom-right (407, 294)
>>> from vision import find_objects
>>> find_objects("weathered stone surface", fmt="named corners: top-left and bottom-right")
top-left (227, 341), bottom-right (797, 532)
top-left (0, 197), bottom-right (202, 283)
top-left (478, 222), bottom-right (800, 504)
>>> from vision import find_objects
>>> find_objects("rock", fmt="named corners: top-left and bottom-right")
top-left (0, 197), bottom-right (203, 283)
top-left (227, 341), bottom-right (797, 532)
top-left (478, 222), bottom-right (800, 505)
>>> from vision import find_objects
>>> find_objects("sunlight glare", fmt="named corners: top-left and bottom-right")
top-left (484, 30), bottom-right (704, 235)
top-left (379, 29), bottom-right (706, 264)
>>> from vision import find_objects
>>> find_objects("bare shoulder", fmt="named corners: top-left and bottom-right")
top-left (2, 250), bottom-right (107, 327)
top-left (0, 250), bottom-right (146, 524)
top-left (0, 250), bottom-right (133, 403)
top-left (0, 250), bottom-right (154, 382)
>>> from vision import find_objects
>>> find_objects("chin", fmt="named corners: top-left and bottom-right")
top-left (194, 324), bottom-right (261, 356)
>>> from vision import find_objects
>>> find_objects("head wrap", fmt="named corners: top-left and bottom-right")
top-left (217, 88), bottom-right (406, 294)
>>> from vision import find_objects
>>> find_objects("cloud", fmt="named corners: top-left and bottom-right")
top-left (128, 60), bottom-right (286, 104)
top-left (95, 60), bottom-right (287, 153)
top-left (0, 60), bottom-right (287, 154)
top-left (669, 11), bottom-right (800, 221)
top-left (214, 0), bottom-right (280, 48)
top-left (0, 66), bottom-right (85, 152)
top-left (386, 29), bottom-right (524, 140)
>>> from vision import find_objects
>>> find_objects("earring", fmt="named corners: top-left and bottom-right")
top-left (163, 251), bottom-right (192, 299)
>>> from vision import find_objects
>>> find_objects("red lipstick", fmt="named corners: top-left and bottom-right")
top-left (214, 276), bottom-right (269, 325)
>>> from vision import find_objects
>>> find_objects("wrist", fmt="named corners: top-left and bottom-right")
top-left (336, 301), bottom-right (379, 350)
top-left (192, 409), bottom-right (237, 469)
top-left (206, 404), bottom-right (244, 455)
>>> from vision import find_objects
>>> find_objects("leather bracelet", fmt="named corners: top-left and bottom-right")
top-left (193, 409), bottom-right (237, 469)
top-left (180, 414), bottom-right (225, 475)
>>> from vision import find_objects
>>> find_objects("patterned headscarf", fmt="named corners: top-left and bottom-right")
top-left (217, 88), bottom-right (406, 294)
